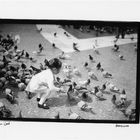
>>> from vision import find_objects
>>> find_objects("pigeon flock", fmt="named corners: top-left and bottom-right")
top-left (0, 25), bottom-right (137, 121)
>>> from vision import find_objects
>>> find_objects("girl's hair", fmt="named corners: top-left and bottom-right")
top-left (48, 58), bottom-right (62, 70)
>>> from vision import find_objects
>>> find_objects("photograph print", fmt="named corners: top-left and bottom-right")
top-left (0, 19), bottom-right (139, 123)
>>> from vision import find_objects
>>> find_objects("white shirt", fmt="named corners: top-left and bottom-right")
top-left (25, 69), bottom-right (59, 93)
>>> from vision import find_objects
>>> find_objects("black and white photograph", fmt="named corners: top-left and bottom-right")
top-left (0, 20), bottom-right (138, 123)
top-left (0, 1), bottom-right (140, 140)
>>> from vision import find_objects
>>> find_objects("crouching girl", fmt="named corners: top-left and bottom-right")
top-left (25, 58), bottom-right (63, 109)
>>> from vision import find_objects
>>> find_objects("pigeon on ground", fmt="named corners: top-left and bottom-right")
top-left (89, 55), bottom-right (95, 62)
top-left (21, 63), bottom-right (27, 70)
top-left (96, 62), bottom-right (101, 70)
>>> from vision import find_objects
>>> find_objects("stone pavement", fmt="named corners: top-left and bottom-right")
top-left (36, 24), bottom-right (137, 53)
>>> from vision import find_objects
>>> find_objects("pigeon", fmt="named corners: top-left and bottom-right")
top-left (113, 44), bottom-right (119, 52)
top-left (0, 103), bottom-right (13, 118)
top-left (67, 84), bottom-right (79, 102)
top-left (64, 32), bottom-right (70, 37)
top-left (54, 112), bottom-right (60, 119)
top-left (119, 89), bottom-right (127, 105)
top-left (73, 84), bottom-right (87, 92)
top-left (102, 83), bottom-right (107, 91)
top-left (59, 52), bottom-right (70, 60)
top-left (37, 28), bottom-right (42, 32)
top-left (73, 66), bottom-right (81, 76)
top-left (134, 46), bottom-right (137, 52)
top-left (40, 63), bottom-right (45, 70)
top-left (25, 52), bottom-right (30, 59)
top-left (111, 94), bottom-right (117, 105)
top-left (95, 90), bottom-right (104, 100)
top-left (119, 54), bottom-right (124, 60)
top-left (130, 36), bottom-right (134, 40)
top-left (88, 70), bottom-right (98, 81)
top-left (14, 45), bottom-right (18, 51)
top-left (21, 63), bottom-right (27, 70)
top-left (96, 62), bottom-right (101, 70)
top-left (73, 43), bottom-right (80, 52)
top-left (77, 101), bottom-right (93, 112)
top-left (84, 62), bottom-right (88, 67)
top-left (20, 50), bottom-right (25, 57)
top-left (106, 82), bottom-right (120, 92)
top-left (38, 44), bottom-right (44, 53)
top-left (2, 55), bottom-right (11, 66)
top-left (30, 66), bottom-right (41, 74)
top-left (44, 58), bottom-right (50, 67)
top-left (67, 84), bottom-right (75, 101)
top-left (102, 70), bottom-right (112, 78)
top-left (5, 88), bottom-right (15, 104)
top-left (79, 79), bottom-right (90, 87)
top-left (54, 32), bottom-right (57, 37)
top-left (89, 55), bottom-right (95, 62)
top-left (122, 108), bottom-right (136, 120)
top-left (18, 82), bottom-right (26, 91)
top-left (52, 43), bottom-right (57, 48)
top-left (15, 54), bottom-right (22, 61)
top-left (29, 57), bottom-right (37, 63)
top-left (69, 111), bottom-right (83, 119)
top-left (17, 110), bottom-right (23, 118)
top-left (81, 92), bottom-right (89, 100)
